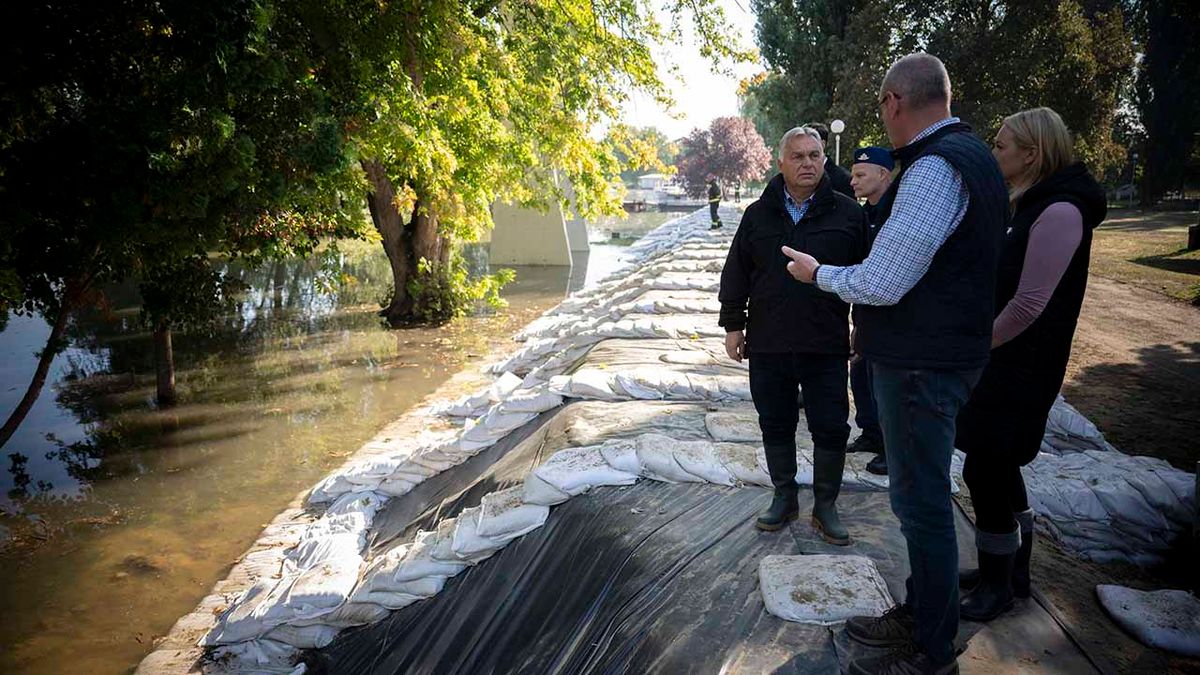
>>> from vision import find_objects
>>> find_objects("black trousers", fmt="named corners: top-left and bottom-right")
top-left (748, 351), bottom-right (850, 454)
top-left (709, 201), bottom-right (720, 222)
top-left (962, 449), bottom-right (1030, 534)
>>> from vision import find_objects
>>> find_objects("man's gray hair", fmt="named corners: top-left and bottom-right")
top-left (778, 126), bottom-right (824, 159)
top-left (882, 53), bottom-right (951, 110)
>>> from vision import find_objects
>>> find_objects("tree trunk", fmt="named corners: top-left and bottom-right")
top-left (410, 205), bottom-right (444, 266)
top-left (271, 260), bottom-right (285, 311)
top-left (154, 321), bottom-right (177, 407)
top-left (0, 295), bottom-right (75, 450)
top-left (362, 159), bottom-right (414, 325)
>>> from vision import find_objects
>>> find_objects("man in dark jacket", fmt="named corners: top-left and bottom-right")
top-left (707, 179), bottom-right (722, 229)
top-left (805, 122), bottom-right (856, 199)
top-left (719, 126), bottom-right (868, 544)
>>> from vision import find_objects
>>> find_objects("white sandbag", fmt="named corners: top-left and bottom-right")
top-left (635, 433), bottom-right (700, 483)
top-left (672, 439), bottom-right (737, 486)
top-left (264, 623), bottom-right (342, 649)
top-left (1042, 395), bottom-right (1116, 454)
top-left (392, 530), bottom-right (470, 581)
top-left (285, 531), bottom-right (363, 572)
top-left (715, 443), bottom-right (773, 487)
top-left (208, 638), bottom-right (299, 671)
top-left (498, 387), bottom-right (564, 413)
top-left (325, 491), bottom-right (386, 521)
top-left (1021, 450), bottom-right (1195, 564)
top-left (203, 579), bottom-right (290, 645)
top-left (613, 370), bottom-right (666, 400)
top-left (705, 412), bottom-right (761, 442)
top-left (1096, 585), bottom-right (1200, 657)
top-left (450, 506), bottom-right (505, 562)
top-left (522, 472), bottom-right (573, 506)
top-left (277, 556), bottom-right (363, 623)
top-left (659, 350), bottom-right (720, 365)
top-left (532, 446), bottom-right (640, 496)
top-left (716, 376), bottom-right (753, 401)
top-left (459, 409), bottom-right (538, 453)
top-left (549, 370), bottom-right (620, 400)
top-left (759, 555), bottom-right (894, 625)
top-left (476, 487), bottom-right (551, 538)
top-left (598, 438), bottom-right (642, 475)
top-left (308, 473), bottom-right (356, 504)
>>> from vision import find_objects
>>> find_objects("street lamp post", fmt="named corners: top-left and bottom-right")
top-left (830, 119), bottom-right (846, 166)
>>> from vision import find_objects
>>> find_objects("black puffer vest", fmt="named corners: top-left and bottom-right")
top-left (991, 162), bottom-right (1107, 373)
top-left (855, 122), bottom-right (1009, 369)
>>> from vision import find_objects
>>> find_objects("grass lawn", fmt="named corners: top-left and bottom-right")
top-left (1089, 208), bottom-right (1200, 304)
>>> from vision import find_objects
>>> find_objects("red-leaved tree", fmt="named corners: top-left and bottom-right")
top-left (674, 116), bottom-right (772, 198)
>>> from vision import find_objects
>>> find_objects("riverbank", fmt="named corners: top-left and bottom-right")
top-left (0, 236), bottom-right (648, 675)
top-left (143, 206), bottom-right (1197, 674)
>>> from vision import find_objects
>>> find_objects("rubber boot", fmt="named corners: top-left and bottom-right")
top-left (960, 550), bottom-right (1016, 622)
top-left (757, 442), bottom-right (799, 531)
top-left (1012, 509), bottom-right (1034, 598)
top-left (960, 511), bottom-right (1034, 596)
top-left (811, 447), bottom-right (850, 545)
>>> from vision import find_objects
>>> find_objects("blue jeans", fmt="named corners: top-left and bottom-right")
top-left (849, 357), bottom-right (881, 442)
top-left (872, 363), bottom-right (981, 664)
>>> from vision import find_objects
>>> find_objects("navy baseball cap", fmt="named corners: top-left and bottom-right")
top-left (852, 146), bottom-right (895, 171)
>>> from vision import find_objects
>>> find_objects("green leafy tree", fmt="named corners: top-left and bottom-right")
top-left (743, 0), bottom-right (1134, 177)
top-left (1133, 0), bottom-right (1200, 204)
top-left (607, 125), bottom-right (679, 185)
top-left (0, 1), bottom-right (369, 447)
top-left (291, 0), bottom-right (748, 326)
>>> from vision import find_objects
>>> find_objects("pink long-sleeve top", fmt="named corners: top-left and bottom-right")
top-left (991, 202), bottom-right (1084, 348)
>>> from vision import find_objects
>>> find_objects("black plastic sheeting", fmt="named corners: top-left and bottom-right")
top-left (303, 407), bottom-right (980, 674)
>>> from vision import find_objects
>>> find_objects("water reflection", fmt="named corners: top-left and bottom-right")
top-left (0, 237), bottom-right (606, 675)
top-left (0, 243), bottom-right (583, 510)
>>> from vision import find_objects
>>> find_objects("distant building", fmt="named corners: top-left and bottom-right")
top-left (637, 172), bottom-right (670, 190)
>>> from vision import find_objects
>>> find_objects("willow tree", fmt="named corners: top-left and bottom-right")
top-left (294, 0), bottom-right (751, 325)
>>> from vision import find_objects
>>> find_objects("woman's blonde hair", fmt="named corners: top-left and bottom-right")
top-left (1001, 107), bottom-right (1075, 205)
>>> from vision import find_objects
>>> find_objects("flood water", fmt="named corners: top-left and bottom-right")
top-left (0, 221), bottom-right (672, 674)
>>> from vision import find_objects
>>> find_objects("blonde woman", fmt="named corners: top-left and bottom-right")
top-left (955, 107), bottom-right (1107, 621)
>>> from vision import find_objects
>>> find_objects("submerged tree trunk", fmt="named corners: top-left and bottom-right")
top-left (363, 159), bottom-right (414, 325)
top-left (154, 321), bottom-right (177, 406)
top-left (0, 285), bottom-right (81, 450)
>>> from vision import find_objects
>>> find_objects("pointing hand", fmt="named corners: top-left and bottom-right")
top-left (781, 246), bottom-right (819, 284)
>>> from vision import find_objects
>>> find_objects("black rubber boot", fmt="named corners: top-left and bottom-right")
top-left (960, 550), bottom-right (1015, 622)
top-left (846, 433), bottom-right (883, 455)
top-left (864, 452), bottom-right (888, 476)
top-left (811, 447), bottom-right (850, 545)
top-left (960, 512), bottom-right (1033, 597)
top-left (756, 488), bottom-right (799, 531)
top-left (757, 442), bottom-right (799, 531)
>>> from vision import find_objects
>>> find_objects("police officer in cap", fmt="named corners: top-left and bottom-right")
top-left (846, 146), bottom-right (895, 475)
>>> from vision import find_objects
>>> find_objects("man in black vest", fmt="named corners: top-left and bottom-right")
top-left (805, 122), bottom-right (856, 199)
top-left (783, 54), bottom-right (1007, 675)
top-left (719, 126), bottom-right (868, 544)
